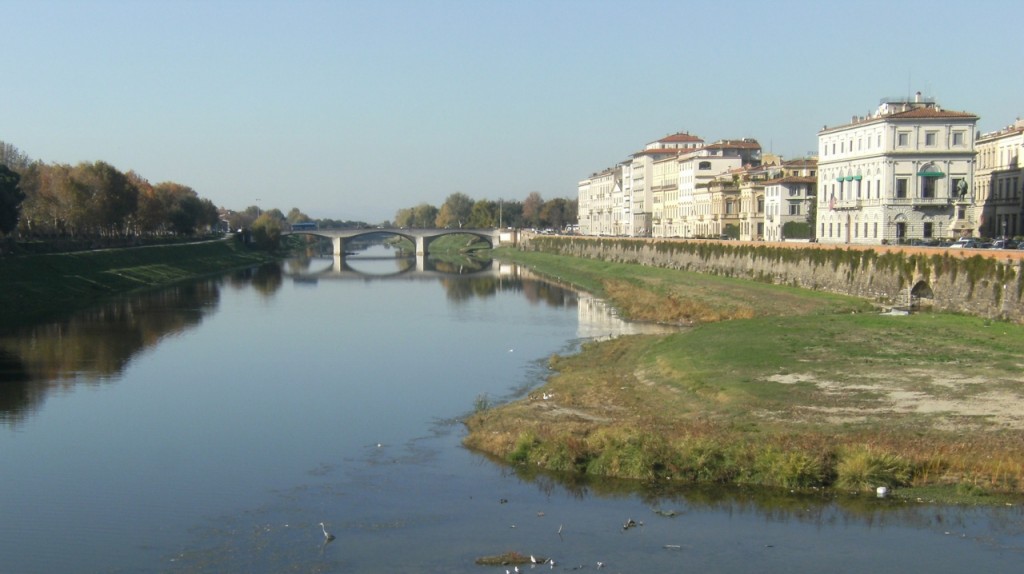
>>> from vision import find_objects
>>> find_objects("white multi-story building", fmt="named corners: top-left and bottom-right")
top-left (677, 140), bottom-right (761, 238)
top-left (577, 167), bottom-right (619, 236)
top-left (764, 176), bottom-right (817, 241)
top-left (974, 120), bottom-right (1024, 239)
top-left (817, 93), bottom-right (977, 245)
top-left (626, 132), bottom-right (703, 237)
top-left (651, 154), bottom-right (680, 237)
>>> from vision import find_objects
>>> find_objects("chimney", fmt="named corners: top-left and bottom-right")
top-left (915, 91), bottom-right (922, 103)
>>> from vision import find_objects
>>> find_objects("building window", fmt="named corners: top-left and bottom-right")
top-left (897, 132), bottom-right (909, 147)
top-left (946, 177), bottom-right (962, 199)
top-left (923, 222), bottom-right (933, 238)
top-left (789, 203), bottom-right (801, 216)
top-left (922, 176), bottom-right (936, 199)
top-left (757, 197), bottom-right (764, 213)
top-left (698, 161), bottom-right (711, 170)
top-left (925, 131), bottom-right (937, 146)
top-left (873, 222), bottom-right (878, 238)
top-left (896, 178), bottom-right (908, 198)
top-left (952, 132), bottom-right (964, 146)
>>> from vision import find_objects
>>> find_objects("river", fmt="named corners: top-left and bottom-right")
top-left (1, 245), bottom-right (1022, 573)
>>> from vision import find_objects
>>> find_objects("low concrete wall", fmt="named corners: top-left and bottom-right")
top-left (520, 235), bottom-right (1024, 322)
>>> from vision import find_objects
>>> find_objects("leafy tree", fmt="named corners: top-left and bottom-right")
top-left (539, 197), bottom-right (570, 230)
top-left (251, 212), bottom-right (283, 249)
top-left (287, 207), bottom-right (312, 224)
top-left (522, 192), bottom-right (543, 228)
top-left (393, 208), bottom-right (414, 228)
top-left (69, 161), bottom-right (139, 236)
top-left (0, 141), bottom-right (31, 171)
top-left (497, 199), bottom-right (523, 228)
top-left (16, 162), bottom-right (73, 236)
top-left (467, 199), bottom-right (497, 228)
top-left (435, 192), bottom-right (474, 228)
top-left (411, 203), bottom-right (438, 228)
top-left (0, 164), bottom-right (25, 236)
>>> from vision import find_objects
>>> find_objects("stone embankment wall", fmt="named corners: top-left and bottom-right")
top-left (519, 235), bottom-right (1024, 322)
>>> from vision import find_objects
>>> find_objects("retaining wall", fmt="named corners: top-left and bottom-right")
top-left (519, 235), bottom-right (1024, 322)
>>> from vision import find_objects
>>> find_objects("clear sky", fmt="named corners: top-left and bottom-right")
top-left (2, 0), bottom-right (1022, 223)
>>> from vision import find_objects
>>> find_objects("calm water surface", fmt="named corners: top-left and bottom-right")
top-left (1, 247), bottom-right (1022, 573)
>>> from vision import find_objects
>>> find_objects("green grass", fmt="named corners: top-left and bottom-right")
top-left (464, 250), bottom-right (1024, 500)
top-left (0, 238), bottom-right (278, 326)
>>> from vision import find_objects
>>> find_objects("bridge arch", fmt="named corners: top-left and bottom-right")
top-left (283, 227), bottom-right (500, 257)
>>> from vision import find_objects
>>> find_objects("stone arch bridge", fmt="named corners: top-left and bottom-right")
top-left (282, 227), bottom-right (502, 257)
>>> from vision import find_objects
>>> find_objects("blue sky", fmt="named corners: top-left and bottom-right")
top-left (2, 0), bottom-right (1021, 223)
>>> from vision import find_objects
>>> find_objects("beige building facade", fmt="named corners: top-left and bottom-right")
top-left (817, 94), bottom-right (977, 245)
top-left (974, 120), bottom-right (1024, 239)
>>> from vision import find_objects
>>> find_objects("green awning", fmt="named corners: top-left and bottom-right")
top-left (853, 175), bottom-right (862, 180)
top-left (836, 177), bottom-right (844, 182)
top-left (844, 176), bottom-right (854, 181)
top-left (918, 171), bottom-right (945, 177)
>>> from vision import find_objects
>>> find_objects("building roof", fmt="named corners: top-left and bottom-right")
top-left (885, 107), bottom-right (978, 121)
top-left (703, 139), bottom-right (761, 150)
top-left (977, 120), bottom-right (1024, 142)
top-left (658, 132), bottom-right (703, 144)
top-left (820, 103), bottom-right (977, 134)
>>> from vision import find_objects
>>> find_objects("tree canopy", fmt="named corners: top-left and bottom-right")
top-left (0, 165), bottom-right (25, 236)
top-left (393, 194), bottom-right (573, 231)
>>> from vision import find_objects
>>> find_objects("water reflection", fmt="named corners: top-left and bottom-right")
top-left (4, 253), bottom-right (1023, 572)
top-left (0, 270), bottom-right (265, 423)
top-left (0, 255), bottom-right (670, 426)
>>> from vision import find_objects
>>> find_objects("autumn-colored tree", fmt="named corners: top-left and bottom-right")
top-left (17, 162), bottom-right (73, 235)
top-left (435, 192), bottom-right (474, 228)
top-left (522, 192), bottom-right (543, 229)
top-left (69, 161), bottom-right (139, 236)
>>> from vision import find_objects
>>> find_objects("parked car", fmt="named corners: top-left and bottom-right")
top-left (950, 238), bottom-right (979, 249)
top-left (991, 239), bottom-right (1018, 249)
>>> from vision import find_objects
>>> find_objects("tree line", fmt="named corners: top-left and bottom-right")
top-left (392, 192), bottom-right (577, 230)
top-left (1, 138), bottom-right (579, 252)
top-left (1, 140), bottom-right (220, 242)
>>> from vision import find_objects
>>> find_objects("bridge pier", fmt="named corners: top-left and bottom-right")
top-left (333, 237), bottom-right (344, 258)
top-left (415, 236), bottom-right (434, 256)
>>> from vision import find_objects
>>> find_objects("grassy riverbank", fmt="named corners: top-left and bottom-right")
top-left (464, 249), bottom-right (1024, 502)
top-left (0, 237), bottom-right (279, 326)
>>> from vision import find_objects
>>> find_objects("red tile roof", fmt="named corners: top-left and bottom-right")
top-left (658, 132), bottom-right (703, 143)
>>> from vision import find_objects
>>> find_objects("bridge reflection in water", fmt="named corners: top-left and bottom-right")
top-left (284, 256), bottom-right (678, 342)
top-left (284, 254), bottom-right (498, 281)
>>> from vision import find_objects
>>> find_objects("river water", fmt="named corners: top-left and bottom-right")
top-left (1, 246), bottom-right (1022, 573)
